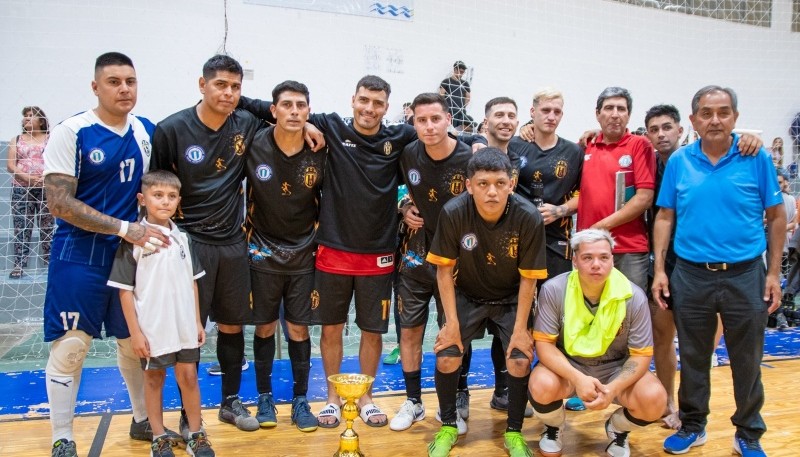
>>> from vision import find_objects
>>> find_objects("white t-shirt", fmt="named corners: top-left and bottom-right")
top-left (108, 220), bottom-right (205, 357)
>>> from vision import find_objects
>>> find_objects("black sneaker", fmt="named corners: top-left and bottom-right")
top-left (776, 311), bottom-right (790, 332)
top-left (207, 356), bottom-right (249, 376)
top-left (130, 418), bottom-right (181, 444)
top-left (51, 439), bottom-right (77, 457)
top-left (187, 432), bottom-right (216, 457)
top-left (218, 396), bottom-right (260, 431)
top-left (150, 436), bottom-right (176, 457)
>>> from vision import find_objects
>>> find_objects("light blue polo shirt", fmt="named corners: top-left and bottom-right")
top-left (656, 133), bottom-right (783, 263)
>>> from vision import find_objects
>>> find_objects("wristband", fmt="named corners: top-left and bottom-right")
top-left (117, 220), bottom-right (129, 238)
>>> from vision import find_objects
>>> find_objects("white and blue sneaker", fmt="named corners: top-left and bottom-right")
top-left (664, 428), bottom-right (707, 454)
top-left (389, 399), bottom-right (425, 431)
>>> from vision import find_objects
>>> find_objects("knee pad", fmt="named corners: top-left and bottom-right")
top-left (46, 330), bottom-right (91, 377)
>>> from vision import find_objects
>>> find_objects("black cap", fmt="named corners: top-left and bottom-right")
top-left (453, 60), bottom-right (467, 70)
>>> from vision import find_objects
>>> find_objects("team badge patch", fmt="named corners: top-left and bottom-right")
top-left (408, 169), bottom-right (421, 185)
top-left (461, 233), bottom-right (478, 251)
top-left (449, 173), bottom-right (465, 195)
top-left (303, 166), bottom-right (319, 188)
top-left (383, 141), bottom-right (393, 155)
top-left (255, 164), bottom-right (273, 181)
top-left (185, 145), bottom-right (205, 164)
top-left (233, 133), bottom-right (245, 156)
top-left (88, 148), bottom-right (105, 164)
top-left (618, 155), bottom-right (632, 167)
top-left (554, 160), bottom-right (568, 179)
top-left (140, 140), bottom-right (151, 157)
top-left (507, 236), bottom-right (519, 259)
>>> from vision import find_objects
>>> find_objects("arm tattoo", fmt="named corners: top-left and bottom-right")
top-left (45, 174), bottom-right (125, 236)
top-left (617, 359), bottom-right (639, 380)
top-left (555, 205), bottom-right (567, 218)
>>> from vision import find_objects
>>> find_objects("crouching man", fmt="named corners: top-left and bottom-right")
top-left (528, 228), bottom-right (666, 457)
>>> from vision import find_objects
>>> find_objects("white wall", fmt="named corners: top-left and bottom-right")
top-left (1, 0), bottom-right (798, 152)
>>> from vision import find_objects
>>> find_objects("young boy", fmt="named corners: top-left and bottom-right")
top-left (107, 170), bottom-right (214, 457)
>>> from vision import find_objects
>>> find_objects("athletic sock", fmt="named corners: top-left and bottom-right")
top-left (491, 336), bottom-right (508, 396)
top-left (505, 371), bottom-right (530, 432)
top-left (116, 337), bottom-right (147, 422)
top-left (253, 334), bottom-right (276, 395)
top-left (287, 337), bottom-right (311, 397)
top-left (458, 344), bottom-right (472, 392)
top-left (531, 399), bottom-right (565, 427)
top-left (403, 369), bottom-right (422, 403)
top-left (435, 367), bottom-right (461, 426)
top-left (217, 330), bottom-right (245, 399)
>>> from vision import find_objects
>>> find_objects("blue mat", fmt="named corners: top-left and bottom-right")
top-left (2, 328), bottom-right (798, 418)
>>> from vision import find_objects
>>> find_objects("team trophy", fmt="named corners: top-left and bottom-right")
top-left (328, 373), bottom-right (375, 457)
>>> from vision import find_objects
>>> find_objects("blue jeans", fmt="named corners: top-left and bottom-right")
top-left (671, 257), bottom-right (768, 440)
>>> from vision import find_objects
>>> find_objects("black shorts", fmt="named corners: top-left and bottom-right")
top-left (311, 270), bottom-right (393, 334)
top-left (251, 270), bottom-right (314, 326)
top-left (437, 291), bottom-right (528, 361)
top-left (395, 272), bottom-right (443, 328)
top-left (141, 348), bottom-right (200, 370)
top-left (194, 240), bottom-right (251, 325)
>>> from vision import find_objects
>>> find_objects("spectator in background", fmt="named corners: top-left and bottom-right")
top-left (769, 137), bottom-right (784, 170)
top-left (402, 102), bottom-right (414, 125)
top-left (773, 171), bottom-right (796, 331)
top-left (7, 106), bottom-right (55, 279)
top-left (439, 61), bottom-right (471, 130)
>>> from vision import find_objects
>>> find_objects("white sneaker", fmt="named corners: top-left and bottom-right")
top-left (434, 408), bottom-right (467, 435)
top-left (605, 418), bottom-right (630, 457)
top-left (389, 400), bottom-right (425, 431)
top-left (538, 424), bottom-right (563, 457)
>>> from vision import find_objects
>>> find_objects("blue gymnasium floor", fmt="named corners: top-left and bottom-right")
top-left (1, 328), bottom-right (799, 418)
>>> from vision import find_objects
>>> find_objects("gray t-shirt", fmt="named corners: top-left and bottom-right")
top-left (533, 271), bottom-right (653, 371)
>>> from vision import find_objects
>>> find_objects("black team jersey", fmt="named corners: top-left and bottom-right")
top-left (398, 137), bottom-right (472, 281)
top-left (308, 113), bottom-right (417, 254)
top-left (150, 106), bottom-right (263, 245)
top-left (245, 126), bottom-right (327, 274)
top-left (513, 136), bottom-right (583, 260)
top-left (427, 192), bottom-right (548, 304)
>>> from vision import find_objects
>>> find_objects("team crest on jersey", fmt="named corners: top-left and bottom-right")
top-left (140, 140), bottom-right (151, 157)
top-left (233, 133), bottom-right (245, 156)
top-left (461, 233), bottom-right (478, 251)
top-left (618, 155), bottom-right (632, 167)
top-left (519, 156), bottom-right (528, 168)
top-left (507, 235), bottom-right (519, 259)
top-left (554, 160), bottom-right (568, 179)
top-left (383, 141), bottom-right (393, 155)
top-left (88, 148), bottom-right (105, 164)
top-left (408, 169), bottom-right (421, 186)
top-left (449, 173), bottom-right (465, 195)
top-left (255, 164), bottom-right (273, 181)
top-left (310, 290), bottom-right (320, 310)
top-left (303, 166), bottom-right (319, 188)
top-left (185, 145), bottom-right (205, 164)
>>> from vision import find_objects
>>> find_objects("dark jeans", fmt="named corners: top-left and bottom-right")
top-left (671, 257), bottom-right (768, 440)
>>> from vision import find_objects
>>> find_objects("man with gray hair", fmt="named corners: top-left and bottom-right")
top-left (529, 228), bottom-right (665, 457)
top-left (653, 85), bottom-right (784, 457)
top-left (576, 87), bottom-right (656, 294)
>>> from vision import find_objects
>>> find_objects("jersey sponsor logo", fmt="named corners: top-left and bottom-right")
top-left (554, 160), bottom-right (568, 179)
top-left (255, 164), bottom-right (273, 181)
top-left (383, 141), bottom-right (393, 155)
top-left (519, 156), bottom-right (528, 168)
top-left (303, 166), bottom-right (319, 188)
top-left (281, 182), bottom-right (292, 196)
top-left (215, 158), bottom-right (227, 171)
top-left (402, 250), bottom-right (424, 269)
top-left (428, 188), bottom-right (438, 202)
top-left (618, 154), bottom-right (632, 168)
top-left (233, 133), bottom-right (246, 156)
top-left (342, 139), bottom-right (357, 148)
top-left (88, 148), bottom-right (105, 164)
top-left (378, 254), bottom-right (394, 268)
top-left (310, 289), bottom-right (320, 310)
top-left (140, 139), bottom-right (151, 157)
top-left (185, 145), bottom-right (205, 163)
top-left (408, 169), bottom-right (421, 185)
top-left (461, 233), bottom-right (478, 251)
top-left (449, 173), bottom-right (465, 195)
top-left (486, 252), bottom-right (497, 265)
top-left (249, 242), bottom-right (273, 261)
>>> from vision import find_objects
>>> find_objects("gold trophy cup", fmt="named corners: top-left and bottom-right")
top-left (328, 373), bottom-right (375, 457)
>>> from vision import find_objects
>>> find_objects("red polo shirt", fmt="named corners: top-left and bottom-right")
top-left (577, 131), bottom-right (655, 253)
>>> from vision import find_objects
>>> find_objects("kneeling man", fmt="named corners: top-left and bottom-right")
top-left (529, 229), bottom-right (666, 457)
